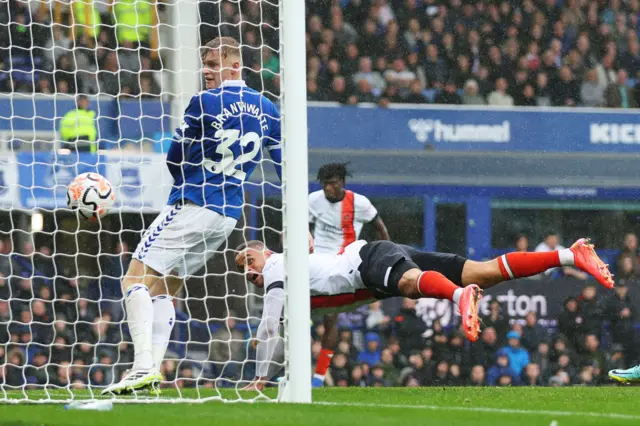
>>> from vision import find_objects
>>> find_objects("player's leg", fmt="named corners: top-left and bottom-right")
top-left (144, 207), bottom-right (236, 377)
top-left (149, 275), bottom-right (183, 375)
top-left (358, 241), bottom-right (481, 341)
top-left (103, 203), bottom-right (201, 395)
top-left (395, 267), bottom-right (481, 341)
top-left (102, 258), bottom-right (165, 395)
top-left (122, 259), bottom-right (164, 368)
top-left (459, 238), bottom-right (613, 289)
top-left (313, 314), bottom-right (338, 388)
top-left (609, 365), bottom-right (640, 384)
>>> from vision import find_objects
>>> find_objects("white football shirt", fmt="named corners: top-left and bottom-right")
top-left (309, 190), bottom-right (378, 254)
top-left (263, 240), bottom-right (368, 297)
top-left (254, 240), bottom-right (375, 376)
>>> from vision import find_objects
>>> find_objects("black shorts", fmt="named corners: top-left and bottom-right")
top-left (357, 241), bottom-right (468, 299)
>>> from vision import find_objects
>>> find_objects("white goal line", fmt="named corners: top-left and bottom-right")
top-left (314, 401), bottom-right (640, 421)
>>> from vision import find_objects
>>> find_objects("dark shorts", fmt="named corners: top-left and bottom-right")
top-left (357, 241), bottom-right (468, 299)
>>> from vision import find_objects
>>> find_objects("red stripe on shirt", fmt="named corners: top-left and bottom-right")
top-left (311, 289), bottom-right (376, 310)
top-left (338, 190), bottom-right (355, 254)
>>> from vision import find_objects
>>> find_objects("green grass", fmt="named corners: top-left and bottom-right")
top-left (1, 387), bottom-right (639, 426)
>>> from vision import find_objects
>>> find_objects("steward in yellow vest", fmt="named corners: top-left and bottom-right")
top-left (113, 0), bottom-right (152, 44)
top-left (59, 95), bottom-right (98, 153)
top-left (72, 0), bottom-right (101, 39)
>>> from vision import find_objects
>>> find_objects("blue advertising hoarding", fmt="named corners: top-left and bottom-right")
top-left (0, 95), bottom-right (171, 144)
top-left (15, 152), bottom-right (172, 211)
top-left (306, 103), bottom-right (640, 152)
top-left (17, 152), bottom-right (103, 210)
top-left (1, 96), bottom-right (640, 152)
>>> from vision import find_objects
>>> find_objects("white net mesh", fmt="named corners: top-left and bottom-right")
top-left (0, 0), bottom-right (285, 403)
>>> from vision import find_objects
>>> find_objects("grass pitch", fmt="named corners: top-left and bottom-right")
top-left (1, 387), bottom-right (639, 426)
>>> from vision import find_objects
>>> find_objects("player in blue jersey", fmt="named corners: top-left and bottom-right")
top-left (102, 37), bottom-right (282, 395)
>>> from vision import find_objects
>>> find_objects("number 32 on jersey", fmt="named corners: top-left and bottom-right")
top-left (202, 129), bottom-right (260, 181)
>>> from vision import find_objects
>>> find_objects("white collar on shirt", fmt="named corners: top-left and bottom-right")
top-left (220, 80), bottom-right (247, 88)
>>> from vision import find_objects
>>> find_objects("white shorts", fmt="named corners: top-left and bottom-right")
top-left (133, 202), bottom-right (237, 277)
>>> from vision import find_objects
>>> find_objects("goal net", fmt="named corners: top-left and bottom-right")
top-left (0, 0), bottom-right (310, 404)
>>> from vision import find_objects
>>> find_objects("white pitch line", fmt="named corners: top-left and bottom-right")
top-left (314, 401), bottom-right (640, 421)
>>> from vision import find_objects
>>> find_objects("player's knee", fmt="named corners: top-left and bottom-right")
top-left (122, 260), bottom-right (144, 290)
top-left (150, 276), bottom-right (182, 297)
top-left (122, 259), bottom-right (166, 292)
top-left (461, 260), bottom-right (501, 287)
top-left (397, 270), bottom-right (421, 298)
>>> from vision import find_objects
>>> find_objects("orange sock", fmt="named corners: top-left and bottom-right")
top-left (416, 271), bottom-right (459, 300)
top-left (314, 348), bottom-right (334, 380)
top-left (497, 252), bottom-right (561, 280)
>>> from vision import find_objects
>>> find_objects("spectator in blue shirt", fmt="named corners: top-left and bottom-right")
top-left (357, 332), bottom-right (382, 367)
top-left (500, 331), bottom-right (530, 375)
top-left (486, 352), bottom-right (521, 386)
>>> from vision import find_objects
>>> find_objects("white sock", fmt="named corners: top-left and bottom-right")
top-left (453, 288), bottom-right (463, 305)
top-left (558, 248), bottom-right (575, 266)
top-left (125, 284), bottom-right (154, 370)
top-left (152, 295), bottom-right (176, 372)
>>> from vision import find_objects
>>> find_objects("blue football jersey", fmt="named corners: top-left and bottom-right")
top-left (166, 80), bottom-right (282, 219)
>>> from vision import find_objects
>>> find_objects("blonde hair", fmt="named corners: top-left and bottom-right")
top-left (201, 37), bottom-right (241, 61)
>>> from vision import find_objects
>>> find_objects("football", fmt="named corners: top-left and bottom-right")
top-left (66, 172), bottom-right (115, 220)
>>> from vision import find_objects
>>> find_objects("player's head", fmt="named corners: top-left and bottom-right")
top-left (201, 37), bottom-right (242, 89)
top-left (235, 240), bottom-right (271, 288)
top-left (317, 162), bottom-right (351, 202)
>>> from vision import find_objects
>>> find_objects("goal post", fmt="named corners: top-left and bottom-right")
top-left (167, 0), bottom-right (199, 131)
top-left (280, 0), bottom-right (312, 404)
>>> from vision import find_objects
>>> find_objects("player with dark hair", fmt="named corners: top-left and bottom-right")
top-left (316, 162), bottom-right (350, 182)
top-left (311, 162), bottom-right (389, 250)
top-left (309, 162), bottom-right (390, 387)
top-left (236, 237), bottom-right (613, 390)
top-left (102, 36), bottom-right (282, 395)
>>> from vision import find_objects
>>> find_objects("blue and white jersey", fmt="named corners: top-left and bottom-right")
top-left (166, 80), bottom-right (282, 219)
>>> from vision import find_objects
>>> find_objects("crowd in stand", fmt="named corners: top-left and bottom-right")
top-left (0, 230), bottom-right (638, 389)
top-left (3, 0), bottom-right (640, 108)
top-left (0, 237), bottom-right (251, 390)
top-left (304, 0), bottom-right (640, 107)
top-left (0, 0), bottom-right (164, 98)
top-left (315, 283), bottom-right (637, 388)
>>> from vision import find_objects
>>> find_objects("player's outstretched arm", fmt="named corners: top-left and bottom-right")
top-left (242, 285), bottom-right (285, 391)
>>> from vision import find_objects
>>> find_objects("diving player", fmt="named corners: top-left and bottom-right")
top-left (236, 237), bottom-right (613, 390)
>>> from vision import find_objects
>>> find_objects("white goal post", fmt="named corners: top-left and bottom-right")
top-left (279, 0), bottom-right (312, 404)
top-left (0, 0), bottom-right (310, 404)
